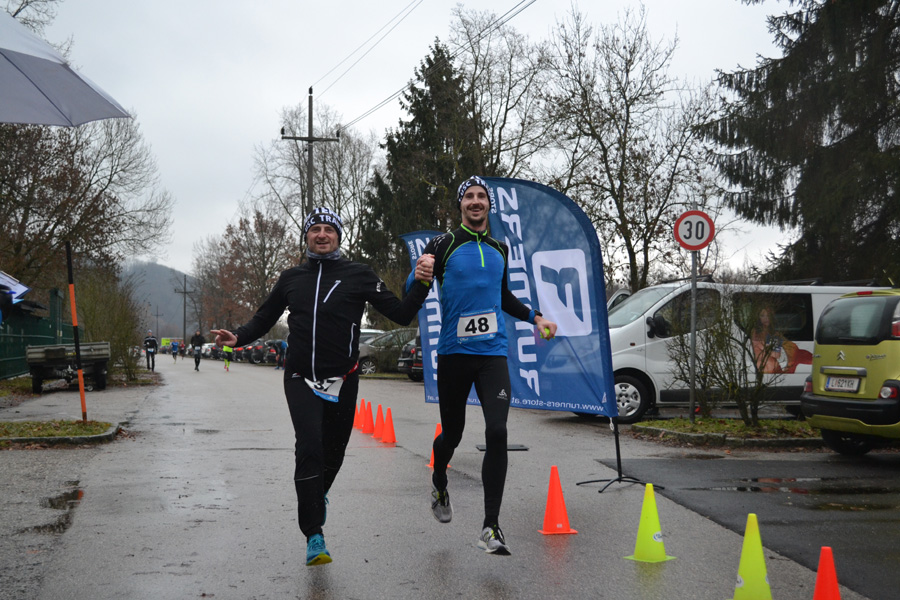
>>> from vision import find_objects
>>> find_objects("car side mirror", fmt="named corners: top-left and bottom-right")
top-left (647, 315), bottom-right (668, 338)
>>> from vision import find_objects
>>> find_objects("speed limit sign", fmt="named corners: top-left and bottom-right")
top-left (674, 210), bottom-right (715, 251)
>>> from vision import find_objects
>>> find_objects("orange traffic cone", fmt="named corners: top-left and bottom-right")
top-left (362, 401), bottom-right (375, 434)
top-left (373, 404), bottom-right (385, 439)
top-left (813, 546), bottom-right (841, 600)
top-left (353, 399), bottom-right (363, 429)
top-left (427, 423), bottom-right (449, 468)
top-left (427, 423), bottom-right (441, 467)
top-left (539, 465), bottom-right (577, 535)
top-left (381, 407), bottom-right (397, 445)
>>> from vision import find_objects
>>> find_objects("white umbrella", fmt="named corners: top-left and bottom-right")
top-left (0, 10), bottom-right (130, 127)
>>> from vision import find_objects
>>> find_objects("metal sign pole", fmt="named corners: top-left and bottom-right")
top-left (689, 249), bottom-right (697, 424)
top-left (675, 208), bottom-right (714, 425)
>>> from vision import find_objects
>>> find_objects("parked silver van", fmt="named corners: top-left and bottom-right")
top-left (607, 281), bottom-right (884, 423)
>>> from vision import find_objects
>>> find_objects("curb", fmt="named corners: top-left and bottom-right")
top-left (632, 424), bottom-right (824, 448)
top-left (0, 422), bottom-right (121, 446)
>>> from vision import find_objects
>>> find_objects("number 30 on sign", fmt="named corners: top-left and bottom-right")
top-left (674, 210), bottom-right (715, 251)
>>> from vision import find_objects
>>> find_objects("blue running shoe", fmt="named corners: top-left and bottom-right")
top-left (306, 533), bottom-right (332, 566)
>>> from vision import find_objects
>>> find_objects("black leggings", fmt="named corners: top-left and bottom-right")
top-left (283, 372), bottom-right (359, 538)
top-left (432, 354), bottom-right (510, 528)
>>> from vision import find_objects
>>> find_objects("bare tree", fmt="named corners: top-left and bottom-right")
top-left (448, 5), bottom-right (554, 177)
top-left (665, 287), bottom-right (788, 427)
top-left (76, 265), bottom-right (146, 381)
top-left (253, 103), bottom-right (378, 259)
top-left (540, 5), bottom-right (723, 291)
top-left (4, 0), bottom-right (58, 34)
top-left (192, 235), bottom-right (243, 331)
top-left (0, 118), bottom-right (174, 296)
top-left (190, 201), bottom-right (303, 334)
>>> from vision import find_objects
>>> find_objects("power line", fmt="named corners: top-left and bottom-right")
top-left (337, 0), bottom-right (537, 133)
top-left (316, 0), bottom-right (425, 97)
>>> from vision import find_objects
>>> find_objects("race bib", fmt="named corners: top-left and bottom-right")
top-left (147, 348), bottom-right (155, 354)
top-left (457, 308), bottom-right (499, 343)
top-left (304, 376), bottom-right (343, 403)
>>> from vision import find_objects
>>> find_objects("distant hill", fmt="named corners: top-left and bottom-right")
top-left (124, 260), bottom-right (197, 341)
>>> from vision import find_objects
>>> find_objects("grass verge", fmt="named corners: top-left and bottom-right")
top-left (0, 420), bottom-right (113, 439)
top-left (640, 417), bottom-right (818, 439)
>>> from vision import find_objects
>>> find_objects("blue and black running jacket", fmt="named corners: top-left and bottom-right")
top-left (410, 225), bottom-right (537, 357)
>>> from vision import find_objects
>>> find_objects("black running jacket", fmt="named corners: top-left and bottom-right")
top-left (232, 256), bottom-right (428, 381)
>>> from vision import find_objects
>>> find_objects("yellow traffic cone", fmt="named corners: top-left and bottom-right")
top-left (731, 513), bottom-right (772, 600)
top-left (625, 483), bottom-right (674, 563)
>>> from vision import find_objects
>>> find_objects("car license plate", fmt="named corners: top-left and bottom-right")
top-left (825, 376), bottom-right (860, 393)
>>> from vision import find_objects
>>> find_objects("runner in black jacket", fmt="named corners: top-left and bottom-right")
top-left (143, 330), bottom-right (158, 371)
top-left (212, 207), bottom-right (432, 567)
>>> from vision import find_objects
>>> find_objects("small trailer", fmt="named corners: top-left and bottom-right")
top-left (26, 342), bottom-right (110, 394)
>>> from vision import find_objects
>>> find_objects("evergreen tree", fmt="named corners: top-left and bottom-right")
top-left (706, 0), bottom-right (900, 281)
top-left (359, 42), bottom-right (487, 278)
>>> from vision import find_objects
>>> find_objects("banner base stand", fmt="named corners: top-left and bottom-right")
top-left (576, 419), bottom-right (661, 493)
top-left (477, 444), bottom-right (528, 451)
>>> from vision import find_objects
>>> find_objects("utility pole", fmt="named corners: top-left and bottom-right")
top-left (173, 274), bottom-right (195, 344)
top-left (151, 304), bottom-right (163, 335)
top-left (280, 87), bottom-right (339, 214)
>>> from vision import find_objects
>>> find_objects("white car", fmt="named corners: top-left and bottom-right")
top-left (359, 328), bottom-right (385, 345)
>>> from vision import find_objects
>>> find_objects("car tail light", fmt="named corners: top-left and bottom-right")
top-left (879, 384), bottom-right (899, 399)
top-left (803, 377), bottom-right (812, 393)
top-left (892, 303), bottom-right (900, 338)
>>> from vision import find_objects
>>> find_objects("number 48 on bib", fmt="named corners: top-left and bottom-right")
top-left (457, 309), bottom-right (499, 343)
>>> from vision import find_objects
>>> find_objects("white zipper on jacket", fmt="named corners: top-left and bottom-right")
top-left (311, 262), bottom-right (323, 380)
top-left (323, 280), bottom-right (341, 303)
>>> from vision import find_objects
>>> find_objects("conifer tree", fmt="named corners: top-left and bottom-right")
top-left (359, 42), bottom-right (486, 277)
top-left (707, 0), bottom-right (900, 281)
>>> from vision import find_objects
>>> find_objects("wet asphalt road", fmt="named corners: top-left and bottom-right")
top-left (1, 357), bottom-right (893, 599)
top-left (606, 454), bottom-right (900, 600)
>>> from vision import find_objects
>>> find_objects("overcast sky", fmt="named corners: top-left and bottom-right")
top-left (45, 0), bottom-right (783, 275)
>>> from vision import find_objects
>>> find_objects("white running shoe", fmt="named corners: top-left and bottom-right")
top-left (431, 484), bottom-right (452, 523)
top-left (477, 525), bottom-right (511, 555)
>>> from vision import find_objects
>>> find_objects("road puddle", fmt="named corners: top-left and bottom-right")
top-left (689, 476), bottom-right (900, 501)
top-left (20, 486), bottom-right (83, 534)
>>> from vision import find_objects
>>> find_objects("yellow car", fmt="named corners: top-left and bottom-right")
top-left (801, 289), bottom-right (900, 454)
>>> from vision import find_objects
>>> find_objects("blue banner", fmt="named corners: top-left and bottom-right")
top-left (401, 177), bottom-right (616, 417)
top-left (400, 231), bottom-right (443, 404)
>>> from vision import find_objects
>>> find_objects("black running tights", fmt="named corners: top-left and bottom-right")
top-left (432, 354), bottom-right (510, 528)
top-left (283, 373), bottom-right (359, 539)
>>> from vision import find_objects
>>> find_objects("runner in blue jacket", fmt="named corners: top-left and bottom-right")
top-left (412, 176), bottom-right (557, 555)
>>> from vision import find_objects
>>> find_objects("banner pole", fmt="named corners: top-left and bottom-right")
top-left (65, 241), bottom-right (88, 423)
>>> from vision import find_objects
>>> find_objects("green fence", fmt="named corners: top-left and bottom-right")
top-left (0, 289), bottom-right (76, 380)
